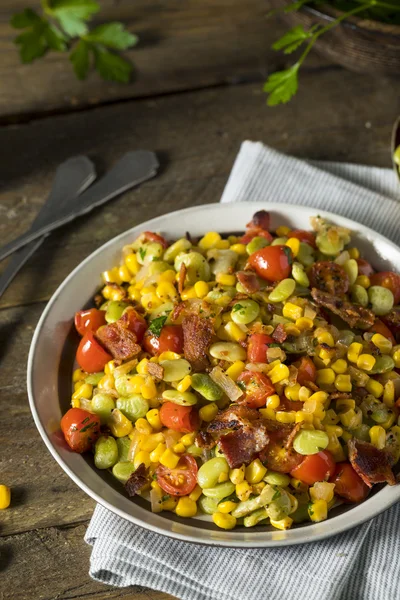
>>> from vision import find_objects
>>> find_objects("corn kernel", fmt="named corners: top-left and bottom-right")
top-left (189, 485), bottom-right (203, 502)
top-left (199, 403), bottom-right (219, 422)
top-left (72, 382), bottom-right (93, 402)
top-left (295, 411), bottom-right (313, 423)
top-left (218, 500), bottom-right (238, 514)
top-left (318, 348), bottom-right (334, 366)
top-left (177, 375), bottom-right (192, 393)
top-left (299, 386), bottom-right (311, 402)
top-left (194, 281), bottom-right (209, 298)
top-left (285, 237), bottom-right (300, 257)
top-left (347, 342), bottom-right (363, 363)
top-left (381, 412), bottom-right (396, 430)
top-left (181, 432), bottom-right (196, 447)
top-left (371, 333), bottom-right (392, 355)
top-left (252, 482), bottom-right (266, 495)
top-left (97, 373), bottom-right (115, 392)
top-left (245, 459), bottom-right (267, 484)
top-left (216, 273), bottom-right (236, 286)
top-left (270, 517), bottom-right (293, 530)
top-left (198, 232), bottom-right (221, 250)
top-left (310, 481), bottom-right (335, 503)
top-left (181, 287), bottom-right (197, 300)
top-left (159, 351), bottom-right (181, 361)
top-left (212, 512), bottom-right (237, 530)
top-left (215, 239), bottom-right (230, 249)
top-left (225, 361), bottom-right (245, 381)
top-left (160, 448), bottom-right (180, 469)
top-left (228, 235), bottom-right (238, 244)
top-left (102, 269), bottom-right (120, 284)
top-left (141, 376), bottom-right (157, 400)
top-left (355, 275), bottom-right (370, 288)
top-left (365, 378), bottom-right (384, 398)
top-left (284, 384), bottom-right (300, 402)
top-left (295, 317), bottom-right (314, 331)
top-left (151, 481), bottom-right (162, 493)
top-left (266, 394), bottom-right (281, 409)
top-left (316, 368), bottom-right (335, 386)
top-left (348, 247), bottom-right (360, 260)
top-left (108, 409), bottom-right (133, 437)
top-left (135, 418), bottom-right (153, 434)
top-left (276, 225), bottom-right (291, 237)
top-left (323, 408), bottom-right (340, 425)
top-left (276, 411), bottom-right (296, 424)
top-left (156, 281), bottom-right (179, 302)
top-left (135, 358), bottom-right (148, 376)
top-left (290, 478), bottom-right (307, 491)
top-left (259, 407), bottom-right (277, 420)
top-left (357, 354), bottom-right (376, 372)
top-left (127, 286), bottom-right (141, 302)
top-left (229, 243), bottom-right (247, 255)
top-left (173, 442), bottom-right (186, 454)
top-left (230, 466), bottom-right (245, 485)
top-left (125, 253), bottom-right (140, 275)
top-left (72, 368), bottom-right (85, 382)
top-left (236, 481), bottom-right (252, 501)
top-left (392, 349), bottom-right (400, 368)
top-left (159, 269), bottom-right (177, 283)
top-left (162, 497), bottom-right (178, 511)
top-left (383, 380), bottom-right (395, 408)
top-left (369, 425), bottom-right (386, 449)
top-left (134, 450), bottom-right (151, 470)
top-left (150, 442), bottom-right (166, 463)
top-left (325, 424), bottom-right (343, 437)
top-left (308, 499), bottom-right (328, 522)
top-left (331, 359), bottom-right (348, 374)
top-left (269, 363), bottom-right (289, 384)
top-left (334, 374), bottom-right (352, 392)
top-left (140, 432), bottom-right (164, 452)
top-left (316, 331), bottom-right (335, 347)
top-left (282, 302), bottom-right (303, 321)
top-left (0, 485), bottom-right (11, 510)
top-left (224, 321), bottom-right (247, 342)
top-left (310, 391), bottom-right (329, 403)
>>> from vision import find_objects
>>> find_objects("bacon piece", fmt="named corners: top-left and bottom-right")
top-left (207, 405), bottom-right (259, 433)
top-left (311, 288), bottom-right (375, 330)
top-left (272, 323), bottom-right (287, 344)
top-left (246, 210), bottom-right (270, 231)
top-left (236, 271), bottom-right (260, 294)
top-left (381, 308), bottom-right (400, 343)
top-left (182, 314), bottom-right (213, 371)
top-left (147, 362), bottom-right (164, 380)
top-left (309, 261), bottom-right (349, 296)
top-left (348, 439), bottom-right (396, 487)
top-left (125, 464), bottom-right (149, 497)
top-left (195, 431), bottom-right (215, 450)
top-left (96, 323), bottom-right (141, 360)
top-left (219, 426), bottom-right (269, 468)
top-left (329, 391), bottom-right (353, 401)
top-left (178, 262), bottom-right (187, 295)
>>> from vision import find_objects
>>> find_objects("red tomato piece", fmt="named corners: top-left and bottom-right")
top-left (143, 231), bottom-right (169, 249)
top-left (74, 308), bottom-right (106, 337)
top-left (159, 402), bottom-right (200, 433)
top-left (330, 462), bottom-right (369, 503)
top-left (156, 454), bottom-right (198, 496)
top-left (290, 450), bottom-right (335, 485)
top-left (248, 245), bottom-right (293, 282)
top-left (278, 396), bottom-right (304, 412)
top-left (240, 229), bottom-right (274, 245)
top-left (143, 325), bottom-right (184, 356)
top-left (368, 319), bottom-right (396, 346)
top-left (246, 210), bottom-right (271, 231)
top-left (370, 271), bottom-right (400, 305)
top-left (287, 229), bottom-right (316, 248)
top-left (237, 370), bottom-right (275, 408)
top-left (60, 408), bottom-right (101, 453)
top-left (120, 307), bottom-right (147, 342)
top-left (356, 258), bottom-right (374, 277)
top-left (76, 331), bottom-right (112, 373)
top-left (247, 333), bottom-right (274, 363)
top-left (294, 356), bottom-right (317, 387)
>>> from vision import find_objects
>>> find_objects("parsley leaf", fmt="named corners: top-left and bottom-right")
top-left (272, 25), bottom-right (314, 55)
top-left (138, 247), bottom-right (146, 261)
top-left (86, 22), bottom-right (138, 50)
top-left (70, 39), bottom-right (90, 79)
top-left (10, 8), bottom-right (41, 28)
top-left (232, 304), bottom-right (244, 312)
top-left (44, 23), bottom-right (68, 51)
top-left (14, 28), bottom-right (48, 63)
top-left (50, 0), bottom-right (100, 37)
top-left (93, 46), bottom-right (132, 83)
top-left (148, 316), bottom-right (167, 338)
top-left (272, 489), bottom-right (281, 501)
top-left (263, 64), bottom-right (299, 107)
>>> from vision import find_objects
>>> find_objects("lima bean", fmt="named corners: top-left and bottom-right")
top-left (209, 342), bottom-right (247, 362)
top-left (243, 508), bottom-right (269, 528)
top-left (268, 279), bottom-right (296, 303)
top-left (264, 471), bottom-right (290, 487)
top-left (112, 461), bottom-right (136, 483)
top-left (369, 355), bottom-right (395, 374)
top-left (351, 285), bottom-right (369, 307)
top-left (174, 251), bottom-right (211, 284)
top-left (293, 429), bottom-right (329, 455)
top-left (246, 236), bottom-right (270, 255)
top-left (91, 393), bottom-right (115, 423)
top-left (202, 481), bottom-right (235, 499)
top-left (191, 373), bottom-right (223, 401)
top-left (368, 286), bottom-right (394, 316)
top-left (292, 262), bottom-right (310, 287)
top-left (162, 389), bottom-right (197, 406)
top-left (198, 495), bottom-right (220, 515)
top-left (116, 394), bottom-right (149, 422)
top-left (85, 372), bottom-right (104, 385)
top-left (105, 301), bottom-right (129, 323)
top-left (297, 242), bottom-right (315, 267)
top-left (231, 299), bottom-right (260, 325)
top-left (116, 436), bottom-right (131, 462)
top-left (207, 249), bottom-right (238, 275)
top-left (160, 359), bottom-right (192, 382)
top-left (137, 242), bottom-right (164, 265)
top-left (164, 238), bottom-right (192, 263)
top-left (343, 259), bottom-right (358, 286)
top-left (94, 435), bottom-right (118, 470)
top-left (271, 237), bottom-right (288, 246)
top-left (197, 457), bottom-right (229, 489)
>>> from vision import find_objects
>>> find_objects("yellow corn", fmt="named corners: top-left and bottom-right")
top-left (341, 430), bottom-right (353, 443)
top-left (284, 384), bottom-right (300, 402)
top-left (71, 383), bottom-right (93, 401)
top-left (135, 358), bottom-right (149, 375)
top-left (276, 225), bottom-right (291, 236)
top-left (161, 497), bottom-right (178, 511)
top-left (285, 237), bottom-right (300, 257)
top-left (216, 273), bottom-right (236, 286)
top-left (316, 331), bottom-right (335, 347)
top-left (160, 448), bottom-right (180, 469)
top-left (282, 302), bottom-right (303, 321)
top-left (212, 512), bottom-right (237, 530)
top-left (127, 286), bottom-right (141, 302)
top-left (324, 409), bottom-right (340, 425)
top-left (102, 268), bottom-right (121, 284)
top-left (334, 374), bottom-right (352, 392)
top-left (355, 275), bottom-right (370, 288)
top-left (199, 232), bottom-right (221, 250)
top-left (102, 284), bottom-right (125, 301)
top-left (97, 374), bottom-right (115, 392)
top-left (259, 407), bottom-right (277, 420)
top-left (366, 378), bottom-right (384, 398)
top-left (218, 471), bottom-right (229, 483)
top-left (72, 368), bottom-right (85, 382)
top-left (117, 264), bottom-right (131, 283)
top-left (308, 499), bottom-right (328, 522)
top-left (252, 482), bottom-right (266, 495)
top-left (218, 500), bottom-right (238, 514)
top-left (156, 281), bottom-right (179, 302)
top-left (189, 485), bottom-right (203, 502)
top-left (141, 376), bottom-right (157, 400)
top-left (270, 517), bottom-right (293, 530)
top-left (357, 354), bottom-right (376, 371)
top-left (371, 333), bottom-right (392, 354)
top-left (369, 425), bottom-right (386, 450)
top-left (134, 450), bottom-right (151, 470)
top-left (230, 466), bottom-right (245, 485)
top-left (228, 235), bottom-right (238, 244)
top-left (276, 411), bottom-right (296, 424)
top-left (381, 412), bottom-right (396, 430)
top-left (225, 361), bottom-right (245, 381)
top-left (215, 239), bottom-right (231, 249)
top-left (125, 253), bottom-right (140, 275)
top-left (347, 247), bottom-right (359, 259)
top-left (150, 442), bottom-right (166, 463)
top-left (177, 375), bottom-right (192, 393)
top-left (295, 317), bottom-right (314, 331)
top-left (194, 280), bottom-right (209, 298)
top-left (325, 424), bottom-right (343, 437)
top-left (383, 380), bottom-right (395, 408)
top-left (310, 391), bottom-right (329, 403)
top-left (159, 270), bottom-right (177, 283)
top-left (331, 359), bottom-right (348, 374)
top-left (236, 481), bottom-right (252, 501)
top-left (316, 368), bottom-right (335, 386)
top-left (269, 363), bottom-right (289, 384)
top-left (299, 386), bottom-right (311, 402)
top-left (181, 287), bottom-right (197, 300)
top-left (181, 432), bottom-right (196, 447)
top-left (309, 482), bottom-right (335, 503)
top-left (104, 360), bottom-right (117, 375)
top-left (108, 410), bottom-right (133, 437)
top-left (175, 496), bottom-right (197, 518)
top-left (295, 411), bottom-right (313, 423)
top-left (224, 321), bottom-right (247, 342)
top-left (230, 243), bottom-right (247, 255)
top-left (139, 432), bottom-right (164, 452)
top-left (318, 348), bottom-right (334, 366)
top-left (392, 349), bottom-right (400, 368)
top-left (135, 418), bottom-right (153, 435)
top-left (245, 459), bottom-right (267, 484)
top-left (199, 403), bottom-right (219, 422)
top-left (151, 481), bottom-right (162, 493)
top-left (0, 485), bottom-right (11, 509)
top-left (159, 351), bottom-right (181, 361)
top-left (266, 394), bottom-right (281, 409)
top-left (347, 342), bottom-right (363, 363)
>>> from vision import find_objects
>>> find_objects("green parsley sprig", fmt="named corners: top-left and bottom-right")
top-left (265, 0), bottom-right (400, 106)
top-left (11, 0), bottom-right (138, 82)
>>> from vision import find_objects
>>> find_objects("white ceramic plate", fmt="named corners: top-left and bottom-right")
top-left (27, 202), bottom-right (400, 547)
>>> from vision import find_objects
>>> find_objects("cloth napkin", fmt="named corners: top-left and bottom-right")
top-left (86, 142), bottom-right (400, 600)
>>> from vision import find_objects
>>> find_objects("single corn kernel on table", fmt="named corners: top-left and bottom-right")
top-left (0, 1), bottom-right (398, 598)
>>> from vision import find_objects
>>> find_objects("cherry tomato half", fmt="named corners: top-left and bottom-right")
top-left (368, 319), bottom-right (396, 346)
top-left (237, 370), bottom-right (275, 408)
top-left (370, 271), bottom-right (400, 305)
top-left (119, 307), bottom-right (147, 342)
top-left (159, 402), bottom-right (200, 433)
top-left (143, 231), bottom-right (169, 249)
top-left (290, 450), bottom-right (335, 485)
top-left (247, 333), bottom-right (274, 363)
top-left (74, 308), bottom-right (106, 337)
top-left (356, 258), bottom-right (374, 277)
top-left (330, 462), bottom-right (369, 503)
top-left (76, 331), bottom-right (112, 373)
top-left (240, 229), bottom-right (273, 245)
top-left (156, 454), bottom-right (198, 497)
top-left (293, 356), bottom-right (317, 387)
top-left (248, 245), bottom-right (293, 282)
top-left (287, 230), bottom-right (316, 248)
top-left (61, 408), bottom-right (101, 453)
top-left (143, 324), bottom-right (184, 356)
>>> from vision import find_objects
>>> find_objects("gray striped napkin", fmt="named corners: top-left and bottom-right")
top-left (86, 142), bottom-right (400, 600)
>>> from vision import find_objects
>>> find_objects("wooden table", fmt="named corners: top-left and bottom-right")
top-left (0, 1), bottom-right (398, 598)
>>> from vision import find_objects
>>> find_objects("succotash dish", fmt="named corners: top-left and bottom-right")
top-left (61, 211), bottom-right (400, 531)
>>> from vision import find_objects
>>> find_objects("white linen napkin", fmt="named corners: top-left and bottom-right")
top-left (86, 142), bottom-right (400, 600)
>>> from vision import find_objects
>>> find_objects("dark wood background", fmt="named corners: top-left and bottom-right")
top-left (0, 1), bottom-right (398, 599)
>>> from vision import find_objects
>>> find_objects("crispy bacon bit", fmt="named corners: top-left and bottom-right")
top-left (272, 323), bottom-right (287, 344)
top-left (382, 308), bottom-right (400, 343)
top-left (195, 431), bottom-right (215, 450)
top-left (236, 271), bottom-right (260, 294)
top-left (311, 288), bottom-right (375, 330)
top-left (246, 210), bottom-right (270, 231)
top-left (309, 261), bottom-right (349, 296)
top-left (329, 392), bottom-right (353, 401)
top-left (178, 262), bottom-right (187, 295)
top-left (219, 427), bottom-right (268, 468)
top-left (125, 464), bottom-right (149, 497)
top-left (96, 323), bottom-right (141, 360)
top-left (348, 439), bottom-right (396, 488)
top-left (259, 421), bottom-right (304, 473)
top-left (182, 314), bottom-right (213, 371)
top-left (207, 405), bottom-right (259, 433)
top-left (147, 362), bottom-right (164, 380)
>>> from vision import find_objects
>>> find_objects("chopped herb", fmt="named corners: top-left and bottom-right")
top-left (272, 489), bottom-right (281, 501)
top-left (232, 304), bottom-right (245, 312)
top-left (81, 416), bottom-right (90, 424)
top-left (161, 494), bottom-right (170, 502)
top-left (138, 247), bottom-right (146, 261)
top-left (80, 422), bottom-right (95, 433)
top-left (148, 315), bottom-right (167, 337)
top-left (237, 380), bottom-right (246, 391)
top-left (269, 343), bottom-right (280, 348)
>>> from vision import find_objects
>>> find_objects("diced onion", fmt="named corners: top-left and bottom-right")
top-left (209, 366), bottom-right (243, 401)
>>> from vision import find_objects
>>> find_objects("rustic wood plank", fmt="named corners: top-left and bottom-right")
top-left (0, 70), bottom-right (397, 309)
top-left (0, 522), bottom-right (175, 600)
top-left (0, 0), bottom-right (300, 119)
